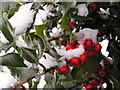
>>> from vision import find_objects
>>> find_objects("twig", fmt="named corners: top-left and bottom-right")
top-left (17, 76), bottom-right (35, 86)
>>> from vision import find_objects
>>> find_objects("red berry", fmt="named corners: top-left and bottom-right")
top-left (86, 51), bottom-right (94, 56)
top-left (90, 79), bottom-right (99, 87)
top-left (70, 41), bottom-right (78, 46)
top-left (87, 43), bottom-right (95, 51)
top-left (58, 66), bottom-right (69, 75)
top-left (98, 70), bottom-right (107, 77)
top-left (75, 63), bottom-right (81, 68)
top-left (12, 88), bottom-right (17, 90)
top-left (85, 39), bottom-right (93, 47)
top-left (69, 57), bottom-right (81, 68)
top-left (50, 70), bottom-right (55, 75)
top-left (85, 84), bottom-right (93, 90)
top-left (69, 22), bottom-right (76, 27)
top-left (60, 40), bottom-right (68, 46)
top-left (89, 3), bottom-right (97, 13)
top-left (94, 43), bottom-right (101, 52)
top-left (103, 58), bottom-right (112, 66)
top-left (84, 45), bottom-right (87, 50)
top-left (66, 44), bottom-right (74, 50)
top-left (75, 44), bottom-right (80, 48)
top-left (80, 53), bottom-right (87, 62)
top-left (20, 85), bottom-right (26, 90)
top-left (82, 83), bottom-right (87, 87)
top-left (99, 79), bottom-right (105, 85)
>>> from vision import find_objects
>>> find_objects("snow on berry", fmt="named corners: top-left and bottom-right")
top-left (74, 28), bottom-right (98, 44)
top-left (55, 44), bottom-right (85, 60)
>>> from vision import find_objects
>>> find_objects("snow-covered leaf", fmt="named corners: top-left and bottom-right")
top-left (9, 67), bottom-right (36, 81)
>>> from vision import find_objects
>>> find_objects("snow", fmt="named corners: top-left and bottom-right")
top-left (0, 66), bottom-right (17, 89)
top-left (34, 5), bottom-right (54, 25)
top-left (55, 45), bottom-right (85, 60)
top-left (9, 3), bottom-right (35, 35)
top-left (74, 28), bottom-right (98, 44)
top-left (77, 4), bottom-right (89, 17)
top-left (49, 27), bottom-right (62, 37)
top-left (0, 31), bottom-right (9, 44)
top-left (98, 8), bottom-right (110, 19)
top-left (15, 35), bottom-right (28, 48)
top-left (39, 53), bottom-right (58, 69)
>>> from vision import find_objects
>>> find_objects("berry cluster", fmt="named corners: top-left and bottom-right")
top-left (88, 2), bottom-right (109, 13)
top-left (54, 39), bottom-right (101, 75)
top-left (82, 78), bottom-right (105, 90)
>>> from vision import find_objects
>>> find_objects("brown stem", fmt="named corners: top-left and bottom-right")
top-left (17, 76), bottom-right (35, 86)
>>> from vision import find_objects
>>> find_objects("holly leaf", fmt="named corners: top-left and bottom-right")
top-left (33, 35), bottom-right (45, 59)
top-left (62, 73), bottom-right (76, 88)
top-left (0, 14), bottom-right (14, 42)
top-left (59, 2), bottom-right (75, 11)
top-left (61, 10), bottom-right (72, 31)
top-left (21, 47), bottom-right (38, 63)
top-left (34, 24), bottom-right (45, 38)
top-left (82, 54), bottom-right (100, 77)
top-left (0, 53), bottom-right (26, 67)
top-left (110, 67), bottom-right (120, 89)
top-left (9, 67), bottom-right (36, 81)
top-left (0, 43), bottom-right (13, 52)
top-left (7, 3), bottom-right (21, 19)
top-left (71, 68), bottom-right (86, 82)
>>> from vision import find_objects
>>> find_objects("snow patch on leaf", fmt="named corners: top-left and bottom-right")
top-left (9, 3), bottom-right (35, 35)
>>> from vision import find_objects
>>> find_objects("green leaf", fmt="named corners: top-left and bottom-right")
top-left (21, 47), bottom-right (38, 63)
top-left (34, 24), bottom-right (45, 38)
top-left (33, 35), bottom-right (45, 59)
top-left (44, 72), bottom-right (54, 83)
top-left (61, 11), bottom-right (71, 31)
top-left (1, 43), bottom-right (13, 52)
top-left (7, 3), bottom-right (21, 19)
top-left (9, 67), bottom-right (36, 81)
top-left (0, 53), bottom-right (26, 67)
top-left (82, 54), bottom-right (100, 77)
top-left (72, 68), bottom-right (86, 82)
top-left (70, 15), bottom-right (93, 21)
top-left (59, 2), bottom-right (75, 11)
top-left (45, 47), bottom-right (61, 59)
top-left (62, 73), bottom-right (76, 88)
top-left (110, 67), bottom-right (120, 89)
top-left (0, 14), bottom-right (13, 42)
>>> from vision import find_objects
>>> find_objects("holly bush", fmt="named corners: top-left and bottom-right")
top-left (0, 1), bottom-right (120, 89)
